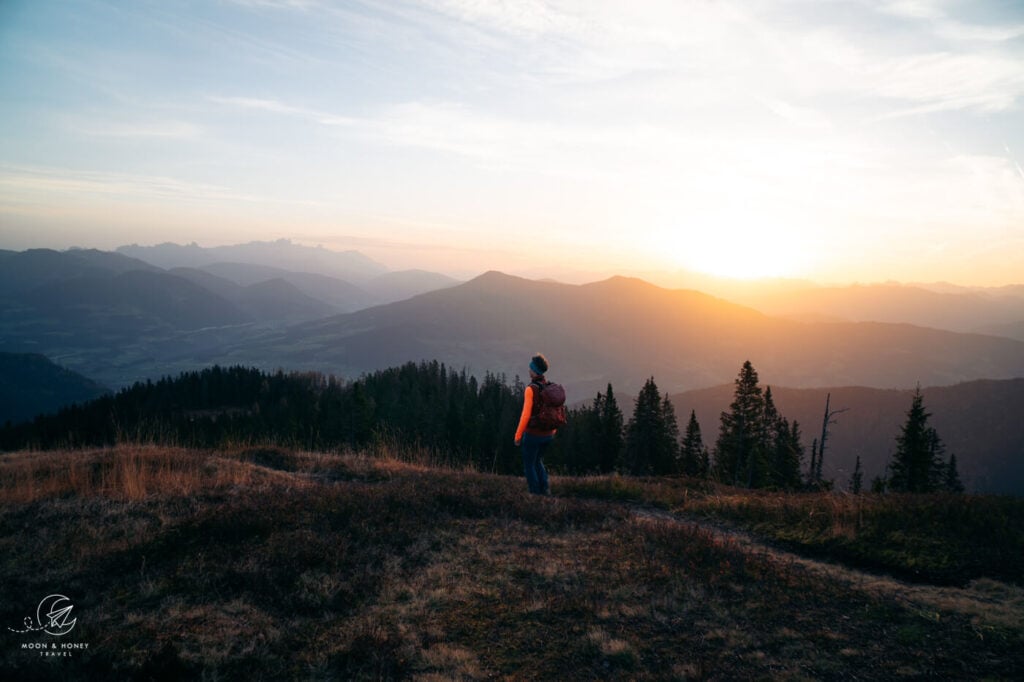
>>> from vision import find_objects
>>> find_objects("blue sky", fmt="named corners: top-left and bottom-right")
top-left (1, 0), bottom-right (1023, 284)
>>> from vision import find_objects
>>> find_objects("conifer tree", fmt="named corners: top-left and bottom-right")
top-left (849, 455), bottom-right (863, 495)
top-left (658, 394), bottom-right (681, 475)
top-left (808, 438), bottom-right (819, 487)
top-left (713, 361), bottom-right (764, 486)
top-left (757, 387), bottom-right (781, 488)
top-left (889, 387), bottom-right (946, 493)
top-left (771, 418), bottom-right (805, 490)
top-left (595, 383), bottom-right (625, 474)
top-left (624, 377), bottom-right (676, 475)
top-left (944, 453), bottom-right (965, 493)
top-left (680, 409), bottom-right (710, 478)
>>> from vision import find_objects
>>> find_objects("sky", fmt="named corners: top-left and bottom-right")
top-left (1, 0), bottom-right (1023, 285)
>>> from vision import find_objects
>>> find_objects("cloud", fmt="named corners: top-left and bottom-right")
top-left (880, 0), bottom-right (946, 21)
top-left (208, 96), bottom-right (360, 126)
top-left (417, 0), bottom-right (586, 39)
top-left (72, 121), bottom-right (202, 139)
top-left (880, 0), bottom-right (1024, 42)
top-left (225, 0), bottom-right (321, 9)
top-left (869, 52), bottom-right (1024, 118)
top-left (0, 165), bottom-right (320, 206)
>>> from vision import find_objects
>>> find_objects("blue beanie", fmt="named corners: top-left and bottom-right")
top-left (529, 354), bottom-right (548, 375)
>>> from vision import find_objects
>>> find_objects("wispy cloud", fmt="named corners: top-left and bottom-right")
top-left (0, 165), bottom-right (319, 206)
top-left (881, 0), bottom-right (1024, 42)
top-left (208, 96), bottom-right (360, 126)
top-left (869, 52), bottom-right (1024, 118)
top-left (224, 0), bottom-right (321, 9)
top-left (70, 120), bottom-right (202, 139)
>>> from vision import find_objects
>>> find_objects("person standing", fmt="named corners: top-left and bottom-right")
top-left (514, 353), bottom-right (559, 495)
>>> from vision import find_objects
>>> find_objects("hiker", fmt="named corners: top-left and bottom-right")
top-left (514, 353), bottom-right (565, 495)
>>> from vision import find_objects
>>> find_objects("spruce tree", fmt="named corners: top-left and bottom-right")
top-left (889, 387), bottom-right (946, 493)
top-left (849, 455), bottom-right (863, 495)
top-left (713, 361), bottom-right (764, 487)
top-left (772, 418), bottom-right (805, 490)
top-left (944, 453), bottom-right (965, 493)
top-left (596, 384), bottom-right (625, 474)
top-left (681, 410), bottom-right (709, 478)
top-left (658, 394), bottom-right (681, 475)
top-left (758, 388), bottom-right (781, 488)
top-left (625, 377), bottom-right (674, 476)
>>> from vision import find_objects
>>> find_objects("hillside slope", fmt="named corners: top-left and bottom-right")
top-left (734, 283), bottom-right (1024, 339)
top-left (1, 447), bottom-right (1020, 679)
top-left (0, 353), bottom-right (109, 424)
top-left (231, 271), bottom-right (1024, 397)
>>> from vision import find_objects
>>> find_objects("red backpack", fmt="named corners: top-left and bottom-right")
top-left (528, 380), bottom-right (568, 430)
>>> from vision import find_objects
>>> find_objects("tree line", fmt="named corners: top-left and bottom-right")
top-left (1, 359), bottom-right (962, 492)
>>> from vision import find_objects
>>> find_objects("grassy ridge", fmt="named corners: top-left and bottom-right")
top-left (559, 476), bottom-right (1024, 587)
top-left (1, 447), bottom-right (1022, 680)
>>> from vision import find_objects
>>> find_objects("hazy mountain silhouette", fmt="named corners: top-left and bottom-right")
top-left (0, 248), bottom-right (455, 386)
top-left (671, 379), bottom-right (1024, 496)
top-left (194, 262), bottom-right (378, 311)
top-left (117, 239), bottom-right (387, 282)
top-left (733, 283), bottom-right (1024, 340)
top-left (364, 269), bottom-right (461, 303)
top-left (0, 248), bottom-right (158, 294)
top-left (10, 269), bottom-right (249, 343)
top-left (231, 271), bottom-right (1024, 398)
top-left (0, 352), bottom-right (109, 424)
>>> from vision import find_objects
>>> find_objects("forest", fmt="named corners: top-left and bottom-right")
top-left (1, 360), bottom-right (960, 492)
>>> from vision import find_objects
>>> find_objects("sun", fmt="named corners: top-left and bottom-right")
top-left (661, 212), bottom-right (811, 280)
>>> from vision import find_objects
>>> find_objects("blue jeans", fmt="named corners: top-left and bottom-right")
top-left (521, 433), bottom-right (552, 495)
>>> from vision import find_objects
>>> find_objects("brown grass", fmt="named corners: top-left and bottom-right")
top-left (0, 446), bottom-right (302, 502)
top-left (1, 446), bottom-right (1022, 680)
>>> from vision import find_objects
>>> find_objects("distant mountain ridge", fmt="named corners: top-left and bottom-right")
top-left (0, 247), bottom-right (461, 386)
top-left (116, 240), bottom-right (461, 306)
top-left (4, 248), bottom-right (1023, 402)
top-left (117, 239), bottom-right (388, 282)
top-left (226, 271), bottom-right (1024, 399)
top-left (0, 352), bottom-right (109, 424)
top-left (732, 283), bottom-right (1024, 340)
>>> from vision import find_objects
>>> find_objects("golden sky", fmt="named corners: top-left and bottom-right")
top-left (2, 1), bottom-right (1023, 285)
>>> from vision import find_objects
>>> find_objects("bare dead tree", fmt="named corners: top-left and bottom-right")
top-left (813, 393), bottom-right (849, 485)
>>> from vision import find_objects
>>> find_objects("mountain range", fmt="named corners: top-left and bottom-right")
top-left (222, 271), bottom-right (1024, 399)
top-left (726, 282), bottom-right (1024, 341)
top-left (0, 245), bottom-right (459, 387)
top-left (2, 242), bottom-right (1024, 493)
top-left (116, 239), bottom-right (387, 282)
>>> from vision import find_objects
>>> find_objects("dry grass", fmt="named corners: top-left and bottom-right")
top-left (0, 446), bottom-right (302, 502)
top-left (1, 446), bottom-right (1022, 680)
top-left (563, 476), bottom-right (1024, 587)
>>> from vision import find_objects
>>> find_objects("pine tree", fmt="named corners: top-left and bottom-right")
top-left (758, 387), bottom-right (781, 488)
top-left (595, 384), bottom-right (625, 474)
top-left (624, 377), bottom-right (676, 475)
top-left (889, 387), bottom-right (946, 493)
top-left (849, 455), bottom-right (863, 495)
top-left (772, 418), bottom-right (805, 490)
top-left (944, 453), bottom-right (965, 493)
top-left (657, 394), bottom-right (681, 475)
top-left (713, 361), bottom-right (764, 487)
top-left (680, 410), bottom-right (709, 478)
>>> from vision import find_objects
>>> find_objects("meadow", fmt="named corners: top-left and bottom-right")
top-left (1, 445), bottom-right (1022, 680)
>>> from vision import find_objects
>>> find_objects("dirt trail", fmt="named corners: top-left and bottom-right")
top-left (629, 505), bottom-right (1024, 631)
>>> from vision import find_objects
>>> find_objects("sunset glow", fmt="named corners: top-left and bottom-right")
top-left (1, 1), bottom-right (1023, 285)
